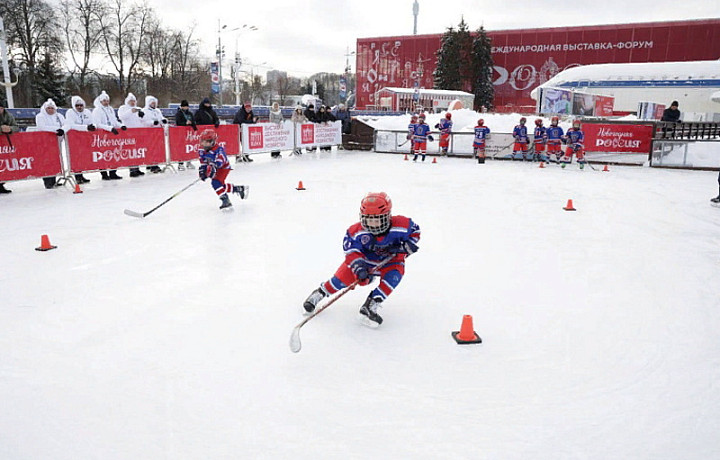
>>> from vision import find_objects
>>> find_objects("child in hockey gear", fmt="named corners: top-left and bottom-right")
top-left (407, 114), bottom-right (418, 155)
top-left (473, 119), bottom-right (490, 164)
top-left (436, 112), bottom-right (453, 155)
top-left (711, 170), bottom-right (720, 205)
top-left (512, 117), bottom-right (529, 160)
top-left (545, 116), bottom-right (564, 163)
top-left (197, 128), bottom-right (249, 209)
top-left (533, 119), bottom-right (547, 162)
top-left (412, 115), bottom-right (432, 162)
top-left (561, 120), bottom-right (586, 169)
top-left (302, 192), bottom-right (420, 327)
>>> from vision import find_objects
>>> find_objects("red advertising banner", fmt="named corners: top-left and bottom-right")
top-left (594, 96), bottom-right (615, 117)
top-left (168, 124), bottom-right (240, 162)
top-left (67, 127), bottom-right (166, 172)
top-left (0, 131), bottom-right (63, 182)
top-left (584, 123), bottom-right (654, 153)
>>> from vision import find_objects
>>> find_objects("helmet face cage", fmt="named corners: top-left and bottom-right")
top-left (535, 119), bottom-right (543, 126)
top-left (360, 192), bottom-right (392, 235)
top-left (573, 120), bottom-right (581, 128)
top-left (200, 129), bottom-right (218, 147)
top-left (551, 116), bottom-right (559, 125)
top-left (520, 117), bottom-right (526, 124)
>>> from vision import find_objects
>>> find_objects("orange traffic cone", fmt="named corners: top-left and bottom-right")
top-left (603, 164), bottom-right (610, 172)
top-left (432, 157), bottom-right (437, 164)
top-left (296, 181), bottom-right (306, 191)
top-left (35, 234), bottom-right (57, 251)
top-left (452, 315), bottom-right (482, 344)
top-left (539, 161), bottom-right (545, 168)
top-left (563, 199), bottom-right (576, 211)
top-left (73, 183), bottom-right (83, 194)
top-left (404, 154), bottom-right (409, 161)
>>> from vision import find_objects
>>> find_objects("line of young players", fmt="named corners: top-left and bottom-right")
top-left (512, 116), bottom-right (587, 169)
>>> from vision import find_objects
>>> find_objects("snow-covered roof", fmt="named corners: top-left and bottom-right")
top-left (376, 87), bottom-right (474, 97)
top-left (541, 60), bottom-right (720, 85)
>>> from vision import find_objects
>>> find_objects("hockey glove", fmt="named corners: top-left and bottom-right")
top-left (55, 128), bottom-right (64, 136)
top-left (121, 125), bottom-right (127, 131)
top-left (434, 123), bottom-right (440, 129)
top-left (192, 124), bottom-right (198, 131)
top-left (162, 119), bottom-right (168, 124)
top-left (87, 124), bottom-right (96, 131)
top-left (214, 123), bottom-right (220, 128)
top-left (111, 127), bottom-right (119, 135)
top-left (395, 240), bottom-right (419, 255)
top-left (198, 163), bottom-right (216, 181)
top-left (153, 120), bottom-right (160, 126)
top-left (138, 110), bottom-right (144, 118)
top-left (427, 134), bottom-right (434, 142)
top-left (350, 259), bottom-right (371, 282)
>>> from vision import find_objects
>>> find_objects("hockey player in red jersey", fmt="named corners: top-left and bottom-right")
top-left (303, 192), bottom-right (421, 327)
top-left (473, 119), bottom-right (490, 164)
top-left (533, 118), bottom-right (547, 162)
top-left (197, 128), bottom-right (249, 209)
top-left (436, 112), bottom-right (453, 155)
top-left (407, 114), bottom-right (418, 155)
top-left (560, 119), bottom-right (587, 169)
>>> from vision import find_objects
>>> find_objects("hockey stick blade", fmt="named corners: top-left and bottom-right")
top-left (289, 326), bottom-right (303, 353)
top-left (124, 209), bottom-right (146, 218)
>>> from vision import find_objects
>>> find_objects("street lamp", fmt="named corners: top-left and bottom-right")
top-left (217, 22), bottom-right (258, 107)
top-left (232, 25), bottom-right (258, 106)
top-left (0, 15), bottom-right (18, 108)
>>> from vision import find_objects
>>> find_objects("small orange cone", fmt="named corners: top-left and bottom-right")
top-left (452, 315), bottom-right (482, 344)
top-left (296, 181), bottom-right (306, 191)
top-left (73, 183), bottom-right (83, 194)
top-left (539, 161), bottom-right (545, 168)
top-left (563, 199), bottom-right (576, 211)
top-left (35, 234), bottom-right (57, 251)
top-left (603, 164), bottom-right (610, 172)
top-left (404, 154), bottom-right (409, 161)
top-left (432, 157), bottom-right (437, 164)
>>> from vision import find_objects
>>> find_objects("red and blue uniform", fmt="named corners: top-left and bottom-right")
top-left (198, 144), bottom-right (234, 196)
top-left (512, 124), bottom-right (529, 160)
top-left (412, 121), bottom-right (431, 161)
top-left (438, 118), bottom-right (453, 152)
top-left (322, 216), bottom-right (421, 302)
top-left (407, 121), bottom-right (417, 153)
top-left (562, 128), bottom-right (586, 165)
top-left (534, 125), bottom-right (547, 161)
top-left (545, 125), bottom-right (565, 161)
top-left (473, 125), bottom-right (491, 155)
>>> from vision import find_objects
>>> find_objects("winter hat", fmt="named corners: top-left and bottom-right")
top-left (42, 98), bottom-right (57, 111)
top-left (671, 100), bottom-right (679, 107)
top-left (125, 93), bottom-right (137, 105)
top-left (71, 95), bottom-right (86, 109)
top-left (180, 100), bottom-right (189, 107)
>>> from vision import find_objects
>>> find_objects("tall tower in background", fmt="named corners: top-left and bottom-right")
top-left (413, 0), bottom-right (419, 35)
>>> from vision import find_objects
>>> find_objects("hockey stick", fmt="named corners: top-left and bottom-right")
top-left (290, 256), bottom-right (394, 353)
top-left (491, 140), bottom-right (516, 159)
top-left (397, 138), bottom-right (410, 147)
top-left (124, 178), bottom-right (201, 218)
top-left (3, 132), bottom-right (12, 148)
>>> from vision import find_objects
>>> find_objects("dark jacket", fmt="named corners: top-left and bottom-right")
top-left (661, 107), bottom-right (681, 123)
top-left (233, 106), bottom-right (257, 125)
top-left (195, 98), bottom-right (220, 126)
top-left (174, 108), bottom-right (196, 127)
top-left (318, 109), bottom-right (336, 123)
top-left (304, 106), bottom-right (317, 123)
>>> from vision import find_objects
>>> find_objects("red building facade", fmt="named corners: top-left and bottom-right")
top-left (356, 19), bottom-right (720, 112)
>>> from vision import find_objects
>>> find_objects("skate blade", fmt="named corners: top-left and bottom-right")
top-left (220, 206), bottom-right (234, 212)
top-left (358, 313), bottom-right (380, 328)
top-left (711, 202), bottom-right (720, 208)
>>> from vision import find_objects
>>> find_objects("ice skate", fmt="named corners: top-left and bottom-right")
top-left (711, 195), bottom-right (720, 203)
top-left (178, 162), bottom-right (185, 171)
top-left (303, 287), bottom-right (326, 313)
top-left (232, 185), bottom-right (249, 200)
top-left (358, 296), bottom-right (383, 328)
top-left (219, 194), bottom-right (233, 209)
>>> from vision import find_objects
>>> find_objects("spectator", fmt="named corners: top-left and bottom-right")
top-left (303, 104), bottom-right (317, 152)
top-left (117, 93), bottom-right (145, 177)
top-left (233, 101), bottom-right (257, 162)
top-left (290, 106), bottom-right (307, 156)
top-left (0, 99), bottom-right (19, 194)
top-left (661, 101), bottom-right (681, 123)
top-left (334, 103), bottom-right (351, 135)
top-left (34, 98), bottom-right (66, 188)
top-left (92, 90), bottom-right (126, 180)
top-left (174, 100), bottom-right (197, 170)
top-left (141, 95), bottom-right (167, 173)
top-left (268, 102), bottom-right (283, 159)
top-left (63, 96), bottom-right (95, 184)
top-left (317, 105), bottom-right (335, 151)
top-left (194, 97), bottom-right (220, 127)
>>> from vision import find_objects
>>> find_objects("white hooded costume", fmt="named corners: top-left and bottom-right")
top-left (118, 93), bottom-right (145, 128)
top-left (141, 95), bottom-right (167, 127)
top-left (64, 96), bottom-right (94, 132)
top-left (35, 99), bottom-right (65, 134)
top-left (91, 91), bottom-right (122, 132)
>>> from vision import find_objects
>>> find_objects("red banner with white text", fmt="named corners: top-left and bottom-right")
top-left (67, 127), bottom-right (166, 172)
top-left (168, 125), bottom-right (240, 162)
top-left (594, 96), bottom-right (615, 117)
top-left (0, 131), bottom-right (63, 182)
top-left (584, 123), bottom-right (654, 153)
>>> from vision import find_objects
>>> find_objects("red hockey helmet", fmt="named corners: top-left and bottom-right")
top-left (477, 118), bottom-right (484, 126)
top-left (411, 114), bottom-right (418, 122)
top-left (360, 192), bottom-right (392, 235)
top-left (535, 118), bottom-right (543, 126)
top-left (551, 116), bottom-right (559, 125)
top-left (418, 113), bottom-right (426, 120)
top-left (445, 112), bottom-right (452, 119)
top-left (199, 128), bottom-right (218, 147)
top-left (572, 119), bottom-right (581, 128)
top-left (519, 117), bottom-right (527, 124)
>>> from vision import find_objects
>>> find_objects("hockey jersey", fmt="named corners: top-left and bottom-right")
top-left (474, 126), bottom-right (490, 143)
top-left (438, 118), bottom-right (453, 134)
top-left (513, 125), bottom-right (529, 143)
top-left (198, 145), bottom-right (231, 170)
top-left (413, 122), bottom-right (431, 142)
top-left (566, 128), bottom-right (584, 146)
top-left (342, 215), bottom-right (421, 268)
top-left (534, 126), bottom-right (547, 144)
top-left (546, 125), bottom-right (565, 143)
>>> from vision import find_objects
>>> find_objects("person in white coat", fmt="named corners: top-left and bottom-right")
top-left (34, 98), bottom-right (66, 188)
top-left (63, 95), bottom-right (95, 184)
top-left (117, 93), bottom-right (145, 177)
top-left (92, 90), bottom-right (125, 180)
top-left (141, 95), bottom-right (166, 173)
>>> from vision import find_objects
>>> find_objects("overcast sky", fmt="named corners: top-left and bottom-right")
top-left (151, 0), bottom-right (719, 79)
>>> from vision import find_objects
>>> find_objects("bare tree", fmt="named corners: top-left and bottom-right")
top-left (60, 0), bottom-right (104, 95)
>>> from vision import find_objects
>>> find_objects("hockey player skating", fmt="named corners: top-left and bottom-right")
top-left (711, 170), bottom-right (720, 206)
top-left (512, 117), bottom-right (530, 160)
top-left (473, 119), bottom-right (491, 164)
top-left (412, 114), bottom-right (432, 162)
top-left (545, 116), bottom-right (564, 163)
top-left (436, 112), bottom-right (453, 155)
top-left (302, 192), bottom-right (420, 327)
top-left (197, 129), bottom-right (249, 209)
top-left (533, 118), bottom-right (548, 162)
top-left (561, 120), bottom-right (587, 169)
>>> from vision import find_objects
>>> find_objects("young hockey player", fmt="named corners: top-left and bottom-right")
top-left (533, 118), bottom-right (547, 162)
top-left (545, 116), bottom-right (564, 163)
top-left (436, 112), bottom-right (453, 155)
top-left (561, 119), bottom-right (586, 169)
top-left (473, 119), bottom-right (491, 164)
top-left (711, 170), bottom-right (720, 206)
top-left (197, 128), bottom-right (249, 209)
top-left (302, 192), bottom-right (421, 327)
top-left (412, 114), bottom-right (432, 162)
top-left (407, 114), bottom-right (418, 156)
top-left (512, 117), bottom-right (529, 160)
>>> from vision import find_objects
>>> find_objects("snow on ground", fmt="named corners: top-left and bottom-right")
top-left (2, 151), bottom-right (720, 459)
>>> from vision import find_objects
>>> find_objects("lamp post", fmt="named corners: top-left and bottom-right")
top-left (232, 25), bottom-right (258, 106)
top-left (0, 15), bottom-right (18, 108)
top-left (343, 47), bottom-right (355, 103)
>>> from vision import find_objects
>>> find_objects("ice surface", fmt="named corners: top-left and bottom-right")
top-left (2, 151), bottom-right (720, 459)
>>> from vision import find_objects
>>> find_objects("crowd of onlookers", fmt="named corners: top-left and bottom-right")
top-left (0, 93), bottom-right (351, 194)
